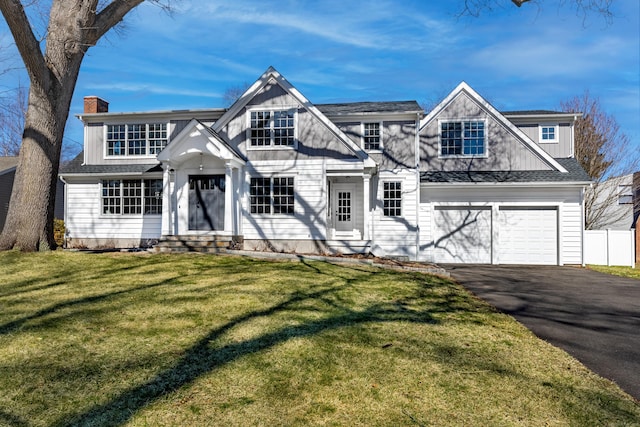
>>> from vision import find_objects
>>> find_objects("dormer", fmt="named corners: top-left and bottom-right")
top-left (503, 111), bottom-right (581, 158)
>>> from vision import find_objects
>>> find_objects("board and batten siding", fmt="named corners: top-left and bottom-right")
top-left (65, 180), bottom-right (162, 245)
top-left (419, 91), bottom-right (552, 172)
top-left (335, 121), bottom-right (417, 171)
top-left (219, 82), bottom-right (356, 162)
top-left (371, 171), bottom-right (419, 259)
top-left (242, 160), bottom-right (328, 241)
top-left (515, 123), bottom-right (573, 158)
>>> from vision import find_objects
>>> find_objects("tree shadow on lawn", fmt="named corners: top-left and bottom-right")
top-left (60, 262), bottom-right (478, 427)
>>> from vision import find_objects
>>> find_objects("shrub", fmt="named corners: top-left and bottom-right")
top-left (54, 219), bottom-right (65, 248)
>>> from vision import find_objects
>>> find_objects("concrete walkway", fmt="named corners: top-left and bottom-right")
top-left (445, 264), bottom-right (640, 401)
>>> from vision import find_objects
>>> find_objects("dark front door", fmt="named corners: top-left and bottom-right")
top-left (188, 175), bottom-right (225, 231)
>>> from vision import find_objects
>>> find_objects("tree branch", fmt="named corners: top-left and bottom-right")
top-left (92, 0), bottom-right (145, 43)
top-left (0, 0), bottom-right (47, 86)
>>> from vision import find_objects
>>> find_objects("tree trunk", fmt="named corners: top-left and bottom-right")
top-left (0, 83), bottom-right (73, 251)
top-left (0, 0), bottom-right (146, 252)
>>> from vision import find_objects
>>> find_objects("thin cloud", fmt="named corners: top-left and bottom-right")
top-left (84, 82), bottom-right (221, 99)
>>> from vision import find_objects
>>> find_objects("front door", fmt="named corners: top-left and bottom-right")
top-left (188, 175), bottom-right (225, 231)
top-left (332, 183), bottom-right (355, 232)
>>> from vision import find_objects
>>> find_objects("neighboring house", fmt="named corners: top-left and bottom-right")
top-left (586, 172), bottom-right (640, 230)
top-left (60, 67), bottom-right (591, 264)
top-left (0, 156), bottom-right (65, 233)
top-left (0, 156), bottom-right (19, 232)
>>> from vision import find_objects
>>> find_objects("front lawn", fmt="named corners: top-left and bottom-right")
top-left (1, 251), bottom-right (638, 426)
top-left (588, 264), bottom-right (640, 280)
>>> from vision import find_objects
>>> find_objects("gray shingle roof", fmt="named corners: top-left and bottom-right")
top-left (317, 101), bottom-right (422, 115)
top-left (61, 153), bottom-right (162, 175)
top-left (420, 158), bottom-right (591, 184)
top-left (501, 110), bottom-right (567, 115)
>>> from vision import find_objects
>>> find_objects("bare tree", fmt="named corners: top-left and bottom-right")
top-left (0, 1), bottom-right (170, 251)
top-left (0, 84), bottom-right (27, 156)
top-left (222, 82), bottom-right (251, 107)
top-left (561, 92), bottom-right (639, 229)
top-left (461, 0), bottom-right (614, 24)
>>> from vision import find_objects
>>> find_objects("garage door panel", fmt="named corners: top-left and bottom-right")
top-left (499, 207), bottom-right (557, 265)
top-left (433, 207), bottom-right (491, 263)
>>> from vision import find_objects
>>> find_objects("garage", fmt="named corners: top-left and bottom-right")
top-left (433, 207), bottom-right (492, 263)
top-left (498, 207), bottom-right (558, 265)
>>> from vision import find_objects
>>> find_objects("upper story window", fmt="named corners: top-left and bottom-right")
top-left (618, 185), bottom-right (633, 205)
top-left (106, 123), bottom-right (168, 157)
top-left (539, 124), bottom-right (558, 143)
top-left (363, 122), bottom-right (382, 151)
top-left (440, 120), bottom-right (485, 157)
top-left (249, 109), bottom-right (296, 148)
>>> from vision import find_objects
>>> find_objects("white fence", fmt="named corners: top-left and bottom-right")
top-left (584, 230), bottom-right (635, 267)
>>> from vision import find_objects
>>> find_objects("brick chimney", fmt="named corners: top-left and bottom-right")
top-left (83, 96), bottom-right (109, 114)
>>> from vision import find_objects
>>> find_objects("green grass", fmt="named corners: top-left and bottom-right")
top-left (588, 264), bottom-right (640, 279)
top-left (0, 251), bottom-right (638, 427)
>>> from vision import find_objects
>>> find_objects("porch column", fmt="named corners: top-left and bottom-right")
top-left (363, 174), bottom-right (370, 240)
top-left (224, 162), bottom-right (233, 233)
top-left (161, 164), bottom-right (173, 236)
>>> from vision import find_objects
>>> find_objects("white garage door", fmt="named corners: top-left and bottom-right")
top-left (498, 207), bottom-right (557, 265)
top-left (433, 207), bottom-right (492, 263)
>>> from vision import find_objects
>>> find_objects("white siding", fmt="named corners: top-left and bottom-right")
top-left (560, 202), bottom-right (583, 265)
top-left (65, 181), bottom-right (162, 244)
top-left (371, 171), bottom-right (418, 259)
top-left (242, 160), bottom-right (328, 240)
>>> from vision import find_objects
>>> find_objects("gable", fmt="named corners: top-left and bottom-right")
top-left (419, 83), bottom-right (567, 174)
top-left (212, 67), bottom-right (375, 167)
top-left (157, 119), bottom-right (245, 168)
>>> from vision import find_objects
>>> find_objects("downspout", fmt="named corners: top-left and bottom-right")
top-left (415, 112), bottom-right (421, 261)
top-left (581, 184), bottom-right (589, 266)
top-left (59, 175), bottom-right (68, 248)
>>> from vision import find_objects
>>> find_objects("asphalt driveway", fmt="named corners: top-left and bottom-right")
top-left (445, 264), bottom-right (640, 401)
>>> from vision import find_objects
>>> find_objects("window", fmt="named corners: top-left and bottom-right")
top-left (102, 180), bottom-right (121, 214)
top-left (106, 123), bottom-right (168, 157)
top-left (273, 177), bottom-right (295, 214)
top-left (250, 177), bottom-right (271, 214)
top-left (363, 122), bottom-right (382, 151)
top-left (101, 179), bottom-right (163, 215)
top-left (250, 177), bottom-right (295, 215)
top-left (539, 125), bottom-right (558, 143)
top-left (122, 180), bottom-right (142, 214)
top-left (618, 185), bottom-right (633, 205)
top-left (106, 125), bottom-right (126, 156)
top-left (440, 120), bottom-right (485, 156)
top-left (383, 181), bottom-right (402, 217)
top-left (144, 179), bottom-right (163, 214)
top-left (250, 109), bottom-right (296, 147)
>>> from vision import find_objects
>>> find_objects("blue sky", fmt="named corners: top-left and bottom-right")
top-left (1, 0), bottom-right (639, 159)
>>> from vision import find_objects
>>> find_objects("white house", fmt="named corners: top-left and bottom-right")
top-left (60, 67), bottom-right (591, 264)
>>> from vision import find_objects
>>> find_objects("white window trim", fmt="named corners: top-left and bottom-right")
top-left (248, 175), bottom-right (296, 216)
top-left (617, 184), bottom-right (633, 205)
top-left (100, 178), bottom-right (164, 217)
top-left (539, 124), bottom-right (559, 143)
top-left (437, 118), bottom-right (488, 159)
top-left (381, 180), bottom-right (403, 218)
top-left (361, 121), bottom-right (384, 153)
top-left (104, 122), bottom-right (169, 159)
top-left (246, 107), bottom-right (299, 150)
